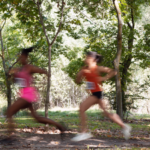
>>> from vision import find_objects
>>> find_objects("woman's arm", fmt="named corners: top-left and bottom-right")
top-left (98, 66), bottom-right (117, 82)
top-left (7, 68), bottom-right (19, 80)
top-left (30, 65), bottom-right (48, 76)
top-left (8, 68), bottom-right (19, 76)
top-left (76, 69), bottom-right (84, 84)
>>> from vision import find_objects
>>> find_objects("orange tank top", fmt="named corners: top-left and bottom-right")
top-left (83, 66), bottom-right (102, 93)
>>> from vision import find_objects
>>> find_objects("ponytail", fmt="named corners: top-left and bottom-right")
top-left (86, 51), bottom-right (103, 63)
top-left (21, 47), bottom-right (34, 56)
top-left (96, 54), bottom-right (103, 63)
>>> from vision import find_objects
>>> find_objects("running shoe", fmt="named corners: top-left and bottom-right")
top-left (122, 124), bottom-right (132, 140)
top-left (71, 132), bottom-right (93, 141)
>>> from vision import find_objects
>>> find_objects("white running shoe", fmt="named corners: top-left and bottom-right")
top-left (71, 132), bottom-right (93, 142)
top-left (122, 124), bottom-right (132, 140)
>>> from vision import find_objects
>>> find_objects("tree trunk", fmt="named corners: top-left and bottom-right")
top-left (45, 45), bottom-right (51, 117)
top-left (0, 26), bottom-right (12, 108)
top-left (113, 0), bottom-right (123, 119)
top-left (121, 54), bottom-right (132, 113)
top-left (6, 79), bottom-right (11, 107)
top-left (36, 0), bottom-right (64, 117)
top-left (121, 21), bottom-right (134, 115)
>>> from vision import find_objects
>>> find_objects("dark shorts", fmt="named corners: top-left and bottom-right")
top-left (92, 91), bottom-right (103, 99)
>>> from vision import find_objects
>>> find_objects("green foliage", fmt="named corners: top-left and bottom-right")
top-left (62, 46), bottom-right (85, 81)
top-left (63, 58), bottom-right (84, 81)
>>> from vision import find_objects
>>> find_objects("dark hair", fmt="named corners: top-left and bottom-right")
top-left (21, 47), bottom-right (33, 56)
top-left (86, 51), bottom-right (103, 63)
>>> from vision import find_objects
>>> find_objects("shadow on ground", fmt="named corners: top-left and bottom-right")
top-left (0, 131), bottom-right (150, 150)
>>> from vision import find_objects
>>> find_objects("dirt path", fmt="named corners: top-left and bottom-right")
top-left (0, 131), bottom-right (150, 149)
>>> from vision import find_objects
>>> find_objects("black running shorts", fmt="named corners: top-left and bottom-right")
top-left (92, 91), bottom-right (103, 99)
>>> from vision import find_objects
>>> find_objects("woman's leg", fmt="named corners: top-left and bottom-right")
top-left (98, 100), bottom-right (124, 128)
top-left (6, 98), bottom-right (30, 133)
top-left (80, 96), bottom-right (99, 132)
top-left (99, 99), bottom-right (132, 140)
top-left (28, 105), bottom-right (65, 131)
top-left (71, 96), bottom-right (99, 141)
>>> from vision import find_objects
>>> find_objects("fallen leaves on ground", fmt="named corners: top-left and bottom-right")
top-left (0, 118), bottom-right (150, 140)
top-left (92, 128), bottom-right (150, 140)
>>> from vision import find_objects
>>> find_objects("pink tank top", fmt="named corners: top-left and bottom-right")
top-left (15, 67), bottom-right (32, 88)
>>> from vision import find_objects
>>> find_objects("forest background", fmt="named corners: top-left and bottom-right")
top-left (0, 0), bottom-right (150, 119)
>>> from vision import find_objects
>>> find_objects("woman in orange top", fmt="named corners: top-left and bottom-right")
top-left (72, 51), bottom-right (131, 141)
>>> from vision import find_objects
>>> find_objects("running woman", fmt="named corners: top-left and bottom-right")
top-left (7, 47), bottom-right (65, 135)
top-left (72, 51), bottom-right (131, 141)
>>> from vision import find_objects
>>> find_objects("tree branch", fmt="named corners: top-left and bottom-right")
top-left (131, 7), bottom-right (134, 29)
top-left (29, 53), bottom-right (43, 64)
top-left (50, 0), bottom-right (65, 46)
top-left (6, 59), bottom-right (19, 77)
top-left (10, 59), bottom-right (19, 69)
top-left (0, 28), bottom-right (7, 75)
top-left (113, 0), bottom-right (123, 63)
top-left (33, 0), bottom-right (36, 4)
top-left (37, 0), bottom-right (50, 45)
top-left (1, 20), bottom-right (6, 30)
top-left (73, 4), bottom-right (97, 26)
top-left (127, 22), bottom-right (132, 29)
top-left (113, 0), bottom-right (123, 118)
top-left (33, 0), bottom-right (44, 5)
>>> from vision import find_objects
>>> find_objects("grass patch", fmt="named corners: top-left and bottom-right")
top-left (129, 114), bottom-right (150, 120)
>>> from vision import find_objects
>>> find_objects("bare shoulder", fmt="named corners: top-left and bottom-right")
top-left (81, 66), bottom-right (89, 74)
top-left (26, 64), bottom-right (37, 73)
top-left (81, 66), bottom-right (88, 70)
top-left (80, 66), bottom-right (87, 72)
top-left (27, 64), bottom-right (37, 69)
top-left (27, 64), bottom-right (34, 68)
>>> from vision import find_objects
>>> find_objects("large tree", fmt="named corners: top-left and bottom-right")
top-left (0, 18), bottom-right (12, 107)
top-left (34, 0), bottom-right (65, 117)
top-left (0, 15), bottom-right (24, 107)
top-left (113, 0), bottom-right (123, 118)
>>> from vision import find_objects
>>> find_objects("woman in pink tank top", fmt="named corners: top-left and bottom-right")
top-left (6, 47), bottom-right (66, 136)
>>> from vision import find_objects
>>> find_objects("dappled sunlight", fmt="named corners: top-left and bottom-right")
top-left (38, 105), bottom-right (103, 112)
top-left (49, 107), bottom-right (79, 111)
top-left (14, 117), bottom-right (33, 120)
top-left (26, 136), bottom-right (41, 141)
top-left (48, 141), bottom-right (60, 145)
